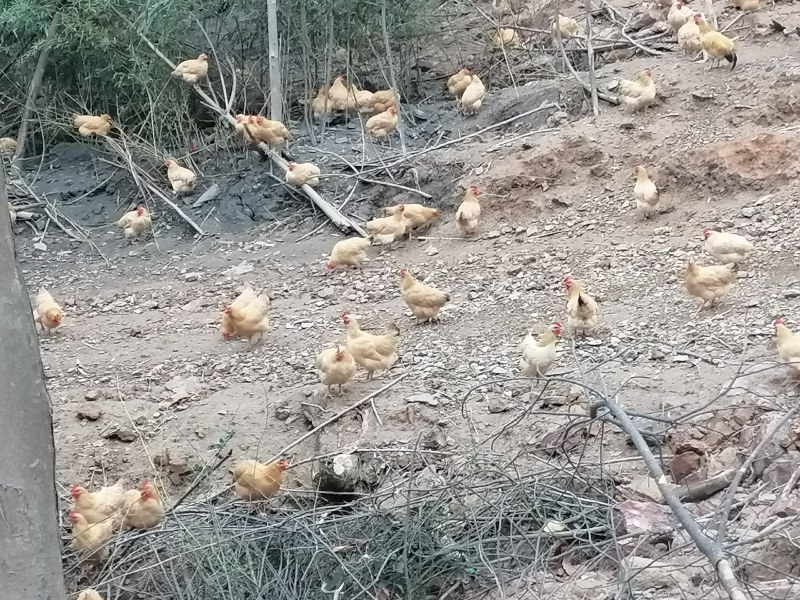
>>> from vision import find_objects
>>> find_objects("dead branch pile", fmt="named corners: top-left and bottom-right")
top-left (68, 456), bottom-right (618, 600)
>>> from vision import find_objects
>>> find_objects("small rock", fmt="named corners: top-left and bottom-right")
top-left (763, 452), bottom-right (800, 487)
top-left (670, 451), bottom-right (703, 484)
top-left (487, 397), bottom-right (511, 413)
top-left (275, 404), bottom-right (292, 420)
top-left (507, 264), bottom-right (523, 276)
top-left (783, 290), bottom-right (800, 299)
top-left (184, 272), bottom-right (201, 282)
top-left (546, 110), bottom-right (569, 127)
top-left (622, 557), bottom-right (690, 590)
top-left (317, 287), bottom-right (334, 299)
top-left (105, 427), bottom-right (137, 443)
top-left (741, 207), bottom-right (757, 218)
top-left (425, 246), bottom-right (439, 256)
top-left (486, 230), bottom-right (501, 239)
top-left (84, 389), bottom-right (102, 401)
top-left (224, 261), bottom-right (254, 276)
top-left (77, 404), bottom-right (103, 421)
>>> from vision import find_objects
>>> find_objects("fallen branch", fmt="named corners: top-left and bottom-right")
top-left (677, 468), bottom-right (737, 503)
top-left (596, 396), bottom-right (749, 600)
top-left (266, 373), bottom-right (410, 464)
top-left (555, 25), bottom-right (620, 107)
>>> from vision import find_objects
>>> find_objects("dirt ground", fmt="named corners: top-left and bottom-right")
top-left (9, 0), bottom-right (800, 592)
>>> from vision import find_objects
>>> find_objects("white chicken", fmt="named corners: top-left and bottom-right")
top-left (164, 159), bottom-right (197, 195)
top-left (285, 161), bottom-right (321, 187)
top-left (519, 322), bottom-right (562, 381)
top-left (678, 15), bottom-right (703, 56)
top-left (703, 229), bottom-right (754, 265)
top-left (564, 277), bottom-right (598, 336)
top-left (668, 0), bottom-right (694, 33)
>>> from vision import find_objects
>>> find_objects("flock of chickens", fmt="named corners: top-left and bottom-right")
top-left (8, 1), bottom-right (798, 594)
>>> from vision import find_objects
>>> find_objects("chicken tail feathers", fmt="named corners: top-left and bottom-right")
top-left (725, 51), bottom-right (737, 70)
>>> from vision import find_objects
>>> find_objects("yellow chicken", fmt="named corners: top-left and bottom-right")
top-left (366, 204), bottom-right (408, 245)
top-left (703, 229), bottom-right (753, 264)
top-left (774, 318), bottom-right (800, 376)
top-left (618, 69), bottom-right (656, 111)
top-left (563, 277), bottom-right (598, 336)
top-left (220, 287), bottom-right (270, 343)
top-left (459, 75), bottom-right (485, 115)
top-left (328, 75), bottom-right (350, 111)
top-left (120, 480), bottom-right (164, 530)
top-left (115, 205), bottom-right (151, 240)
top-left (552, 15), bottom-right (579, 38)
top-left (366, 106), bottom-right (399, 141)
top-left (310, 87), bottom-right (330, 119)
top-left (683, 261), bottom-right (737, 310)
top-left (447, 69), bottom-right (472, 98)
top-left (247, 115), bottom-right (293, 148)
top-left (164, 158), bottom-right (196, 195)
top-left (383, 203), bottom-right (439, 233)
top-left (370, 89), bottom-right (398, 114)
top-left (69, 480), bottom-right (125, 524)
top-left (398, 268), bottom-right (451, 323)
top-left (232, 458), bottom-right (288, 501)
top-left (172, 53), bottom-right (209, 84)
top-left (285, 161), bottom-right (321, 187)
top-left (342, 312), bottom-right (400, 380)
top-left (490, 28), bottom-right (521, 49)
top-left (316, 346), bottom-right (357, 395)
top-left (74, 114), bottom-right (112, 137)
top-left (456, 185), bottom-right (481, 234)
top-left (348, 84), bottom-right (375, 113)
top-left (633, 165), bottom-right (660, 218)
top-left (0, 137), bottom-right (17, 157)
top-left (695, 15), bottom-right (737, 69)
top-left (34, 287), bottom-right (62, 334)
top-left (69, 511), bottom-right (114, 561)
top-left (77, 590), bottom-right (104, 600)
top-left (326, 237), bottom-right (373, 270)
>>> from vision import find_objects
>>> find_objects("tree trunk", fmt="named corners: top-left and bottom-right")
top-left (0, 163), bottom-right (66, 599)
top-left (13, 13), bottom-right (61, 169)
top-left (266, 0), bottom-right (282, 121)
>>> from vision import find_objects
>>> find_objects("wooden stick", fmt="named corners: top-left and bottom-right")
top-left (266, 373), bottom-right (410, 463)
top-left (585, 0), bottom-right (600, 117)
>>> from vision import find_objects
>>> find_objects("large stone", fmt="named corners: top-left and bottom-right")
top-left (621, 557), bottom-right (691, 591)
top-left (763, 451), bottom-right (800, 487)
top-left (670, 451), bottom-right (703, 484)
top-left (752, 412), bottom-right (797, 477)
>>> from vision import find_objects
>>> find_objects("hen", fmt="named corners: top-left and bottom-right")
top-left (77, 590), bottom-right (104, 600)
top-left (327, 237), bottom-right (373, 270)
top-left (633, 165), bottom-right (660, 218)
top-left (370, 89), bottom-right (398, 113)
top-left (220, 287), bottom-right (270, 343)
top-left (564, 277), bottom-right (598, 336)
top-left (678, 15), bottom-right (703, 55)
top-left (328, 75), bottom-right (350, 112)
top-left (366, 106), bottom-right (398, 140)
top-left (74, 114), bottom-right (112, 137)
top-left (366, 203), bottom-right (408, 245)
top-left (447, 69), bottom-right (472, 98)
top-left (398, 268), bottom-right (451, 323)
top-left (285, 161), bottom-right (321, 187)
top-left (348, 84), bottom-right (375, 113)
top-left (120, 480), bottom-right (164, 529)
top-left (0, 137), bottom-right (17, 157)
top-left (696, 15), bottom-right (737, 69)
top-left (34, 287), bottom-right (62, 334)
top-left (552, 14), bottom-right (579, 38)
top-left (342, 312), bottom-right (400, 380)
top-left (310, 87), bottom-right (330, 119)
top-left (668, 0), bottom-right (694, 32)
top-left (69, 511), bottom-right (114, 561)
top-left (459, 75), bottom-right (485, 115)
top-left (683, 261), bottom-right (736, 310)
top-left (520, 322), bottom-right (562, 380)
top-left (383, 203), bottom-right (439, 234)
top-left (618, 69), bottom-right (656, 111)
top-left (703, 229), bottom-right (753, 264)
top-left (232, 458), bottom-right (288, 501)
top-left (236, 115), bottom-right (292, 148)
top-left (456, 185), bottom-right (481, 235)
top-left (490, 28), bottom-right (521, 49)
top-left (774, 318), bottom-right (800, 375)
top-left (172, 53), bottom-right (209, 84)
top-left (69, 481), bottom-right (125, 524)
top-left (164, 159), bottom-right (197, 195)
top-left (115, 205), bottom-right (151, 239)
top-left (316, 346), bottom-right (357, 395)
